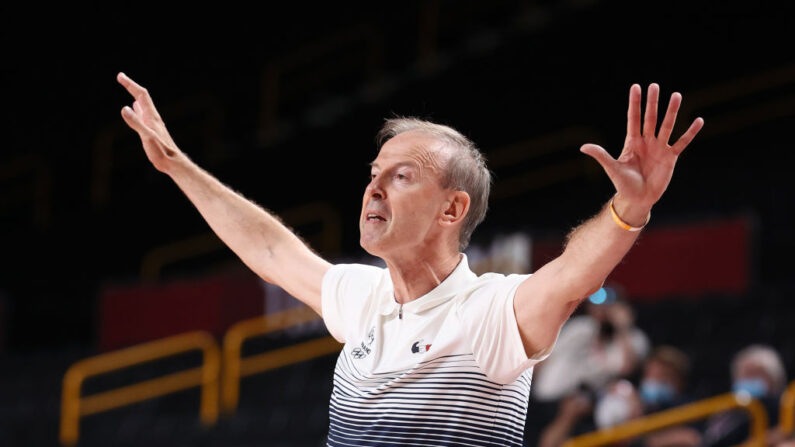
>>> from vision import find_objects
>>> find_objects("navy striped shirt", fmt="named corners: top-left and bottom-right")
top-left (321, 254), bottom-right (552, 446)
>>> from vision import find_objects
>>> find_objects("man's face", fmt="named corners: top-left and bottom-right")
top-left (359, 130), bottom-right (453, 257)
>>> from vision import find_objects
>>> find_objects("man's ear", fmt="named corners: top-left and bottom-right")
top-left (440, 191), bottom-right (470, 226)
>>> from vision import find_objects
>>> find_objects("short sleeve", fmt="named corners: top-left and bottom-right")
top-left (321, 263), bottom-right (383, 344)
top-left (457, 274), bottom-right (557, 384)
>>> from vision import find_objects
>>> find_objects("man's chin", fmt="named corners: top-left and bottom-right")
top-left (359, 235), bottom-right (385, 257)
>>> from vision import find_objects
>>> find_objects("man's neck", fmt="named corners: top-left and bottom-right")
top-left (384, 250), bottom-right (463, 304)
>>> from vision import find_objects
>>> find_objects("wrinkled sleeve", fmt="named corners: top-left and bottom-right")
top-left (321, 263), bottom-right (382, 344)
top-left (458, 273), bottom-right (559, 384)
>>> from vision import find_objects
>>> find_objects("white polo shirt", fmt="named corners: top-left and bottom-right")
top-left (321, 253), bottom-right (553, 447)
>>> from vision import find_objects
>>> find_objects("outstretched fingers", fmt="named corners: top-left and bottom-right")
top-left (657, 92), bottom-right (682, 144)
top-left (643, 84), bottom-right (659, 137)
top-left (116, 72), bottom-right (163, 122)
top-left (670, 118), bottom-right (705, 156)
top-left (627, 84), bottom-right (642, 138)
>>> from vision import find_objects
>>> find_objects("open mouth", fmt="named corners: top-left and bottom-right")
top-left (366, 213), bottom-right (387, 222)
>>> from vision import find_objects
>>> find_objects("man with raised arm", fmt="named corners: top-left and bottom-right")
top-left (118, 72), bottom-right (703, 446)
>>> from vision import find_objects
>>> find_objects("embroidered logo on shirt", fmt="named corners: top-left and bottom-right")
top-left (411, 339), bottom-right (432, 354)
top-left (351, 327), bottom-right (376, 360)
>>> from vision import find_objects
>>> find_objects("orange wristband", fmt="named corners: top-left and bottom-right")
top-left (609, 195), bottom-right (650, 232)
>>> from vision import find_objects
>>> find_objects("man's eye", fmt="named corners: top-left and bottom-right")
top-left (396, 173), bottom-right (407, 180)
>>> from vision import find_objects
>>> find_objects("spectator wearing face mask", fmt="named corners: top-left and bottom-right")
top-left (639, 346), bottom-right (692, 413)
top-left (699, 344), bottom-right (788, 447)
top-left (538, 379), bottom-right (645, 447)
top-left (638, 347), bottom-right (701, 447)
top-left (642, 344), bottom-right (787, 447)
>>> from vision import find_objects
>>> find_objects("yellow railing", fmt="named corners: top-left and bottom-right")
top-left (562, 392), bottom-right (769, 447)
top-left (60, 331), bottom-right (220, 446)
top-left (781, 380), bottom-right (795, 436)
top-left (221, 305), bottom-right (343, 413)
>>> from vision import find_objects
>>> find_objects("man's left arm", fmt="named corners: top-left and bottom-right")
top-left (513, 83), bottom-right (704, 358)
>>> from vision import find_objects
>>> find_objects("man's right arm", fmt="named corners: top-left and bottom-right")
top-left (117, 72), bottom-right (330, 315)
top-left (167, 155), bottom-right (332, 315)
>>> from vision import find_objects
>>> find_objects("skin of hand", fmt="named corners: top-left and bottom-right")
top-left (580, 83), bottom-right (705, 226)
top-left (559, 394), bottom-right (594, 421)
top-left (117, 72), bottom-right (184, 174)
top-left (513, 83), bottom-right (703, 360)
top-left (115, 72), bottom-right (331, 315)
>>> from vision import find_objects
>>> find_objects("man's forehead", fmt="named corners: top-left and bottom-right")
top-left (373, 132), bottom-right (451, 169)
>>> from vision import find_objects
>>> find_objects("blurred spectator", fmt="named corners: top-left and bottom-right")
top-left (539, 379), bottom-right (644, 447)
top-left (699, 344), bottom-right (787, 447)
top-left (533, 292), bottom-right (650, 402)
top-left (594, 379), bottom-right (645, 430)
top-left (640, 346), bottom-right (692, 413)
top-left (537, 389), bottom-right (595, 447)
top-left (640, 344), bottom-right (787, 447)
top-left (638, 347), bottom-right (700, 447)
top-left (537, 347), bottom-right (695, 447)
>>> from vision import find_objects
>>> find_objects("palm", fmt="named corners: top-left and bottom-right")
top-left (581, 84), bottom-right (704, 208)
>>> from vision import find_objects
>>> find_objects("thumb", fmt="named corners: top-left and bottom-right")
top-left (580, 143), bottom-right (619, 180)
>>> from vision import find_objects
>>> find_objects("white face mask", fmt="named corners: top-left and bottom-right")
top-left (594, 392), bottom-right (633, 429)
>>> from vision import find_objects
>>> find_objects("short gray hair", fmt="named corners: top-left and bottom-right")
top-left (731, 344), bottom-right (787, 394)
top-left (376, 116), bottom-right (491, 251)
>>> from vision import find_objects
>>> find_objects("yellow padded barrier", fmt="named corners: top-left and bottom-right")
top-left (562, 392), bottom-right (768, 447)
top-left (60, 331), bottom-right (220, 446)
top-left (780, 380), bottom-right (795, 436)
top-left (222, 305), bottom-right (343, 413)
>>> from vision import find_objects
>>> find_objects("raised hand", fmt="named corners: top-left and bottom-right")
top-left (580, 84), bottom-right (704, 214)
top-left (117, 72), bottom-right (183, 173)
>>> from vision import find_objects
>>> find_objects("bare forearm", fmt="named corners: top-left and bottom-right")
top-left (514, 194), bottom-right (652, 356)
top-left (558, 194), bottom-right (652, 301)
top-left (539, 418), bottom-right (577, 447)
top-left (117, 72), bottom-right (329, 314)
top-left (513, 83), bottom-right (702, 359)
top-left (166, 153), bottom-right (306, 283)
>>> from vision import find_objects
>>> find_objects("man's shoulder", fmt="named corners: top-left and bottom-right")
top-left (468, 271), bottom-right (531, 290)
top-left (324, 262), bottom-right (387, 290)
top-left (330, 262), bottom-right (385, 276)
top-left (451, 270), bottom-right (531, 305)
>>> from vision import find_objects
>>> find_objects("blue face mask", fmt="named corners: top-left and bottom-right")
top-left (732, 378), bottom-right (768, 398)
top-left (640, 379), bottom-right (676, 405)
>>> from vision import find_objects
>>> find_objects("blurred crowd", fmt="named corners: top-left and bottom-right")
top-left (528, 289), bottom-right (792, 447)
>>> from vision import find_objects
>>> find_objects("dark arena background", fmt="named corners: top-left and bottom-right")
top-left (2, 1), bottom-right (795, 446)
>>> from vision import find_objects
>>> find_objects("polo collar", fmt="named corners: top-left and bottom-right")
top-left (379, 253), bottom-right (477, 316)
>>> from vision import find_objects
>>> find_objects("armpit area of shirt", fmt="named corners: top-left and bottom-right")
top-left (320, 264), bottom-right (348, 343)
top-left (456, 273), bottom-right (551, 384)
top-left (500, 275), bottom-right (558, 379)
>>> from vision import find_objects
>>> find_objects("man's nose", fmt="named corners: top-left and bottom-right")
top-left (366, 176), bottom-right (385, 200)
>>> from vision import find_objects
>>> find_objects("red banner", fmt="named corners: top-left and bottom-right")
top-left (98, 269), bottom-right (264, 351)
top-left (532, 217), bottom-right (751, 301)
